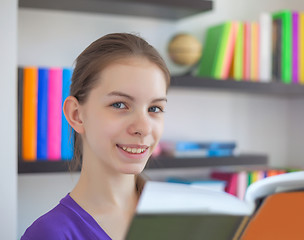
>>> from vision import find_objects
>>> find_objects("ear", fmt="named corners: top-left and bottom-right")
top-left (63, 96), bottom-right (85, 134)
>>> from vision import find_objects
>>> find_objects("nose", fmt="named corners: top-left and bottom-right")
top-left (128, 111), bottom-right (152, 137)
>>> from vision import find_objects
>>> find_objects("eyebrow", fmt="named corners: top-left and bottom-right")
top-left (107, 91), bottom-right (167, 103)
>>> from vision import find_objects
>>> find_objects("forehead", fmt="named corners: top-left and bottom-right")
top-left (93, 57), bottom-right (167, 96)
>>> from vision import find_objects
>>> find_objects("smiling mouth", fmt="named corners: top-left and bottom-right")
top-left (117, 145), bottom-right (148, 154)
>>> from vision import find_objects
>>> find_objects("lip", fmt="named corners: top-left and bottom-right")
top-left (116, 144), bottom-right (150, 160)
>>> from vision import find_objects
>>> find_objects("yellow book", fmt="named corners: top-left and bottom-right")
top-left (299, 12), bottom-right (304, 84)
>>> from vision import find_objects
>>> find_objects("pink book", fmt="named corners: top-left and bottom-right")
top-left (237, 171), bottom-right (248, 200)
top-left (292, 12), bottom-right (299, 83)
top-left (47, 68), bottom-right (62, 160)
top-left (211, 171), bottom-right (238, 197)
top-left (221, 21), bottom-right (239, 79)
top-left (226, 173), bottom-right (238, 196)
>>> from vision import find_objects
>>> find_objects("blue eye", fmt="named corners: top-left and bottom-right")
top-left (149, 106), bottom-right (163, 113)
top-left (112, 102), bottom-right (127, 109)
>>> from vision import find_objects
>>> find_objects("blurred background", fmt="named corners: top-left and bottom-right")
top-left (1, 0), bottom-right (304, 239)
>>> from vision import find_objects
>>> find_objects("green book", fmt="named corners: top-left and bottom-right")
top-left (196, 23), bottom-right (228, 78)
top-left (273, 10), bottom-right (292, 84)
top-left (213, 22), bottom-right (233, 78)
top-left (233, 22), bottom-right (244, 80)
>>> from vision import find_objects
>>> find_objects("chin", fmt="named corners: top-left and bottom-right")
top-left (120, 164), bottom-right (146, 175)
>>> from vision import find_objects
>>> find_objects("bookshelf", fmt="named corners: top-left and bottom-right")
top-left (19, 72), bottom-right (304, 173)
top-left (19, 73), bottom-right (290, 174)
top-left (18, 154), bottom-right (268, 174)
top-left (171, 75), bottom-right (304, 97)
top-left (18, 0), bottom-right (213, 20)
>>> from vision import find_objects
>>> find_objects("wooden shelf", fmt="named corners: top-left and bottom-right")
top-left (171, 75), bottom-right (304, 97)
top-left (18, 154), bottom-right (267, 174)
top-left (18, 0), bottom-right (213, 20)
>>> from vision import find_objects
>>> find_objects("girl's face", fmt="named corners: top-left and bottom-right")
top-left (79, 57), bottom-right (167, 175)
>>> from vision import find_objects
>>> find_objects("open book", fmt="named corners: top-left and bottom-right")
top-left (125, 171), bottom-right (304, 240)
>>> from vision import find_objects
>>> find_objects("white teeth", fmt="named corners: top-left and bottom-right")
top-left (120, 146), bottom-right (147, 154)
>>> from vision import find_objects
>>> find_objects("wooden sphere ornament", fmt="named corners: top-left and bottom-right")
top-left (168, 33), bottom-right (202, 66)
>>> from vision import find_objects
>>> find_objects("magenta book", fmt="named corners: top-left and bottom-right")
top-left (47, 68), bottom-right (63, 160)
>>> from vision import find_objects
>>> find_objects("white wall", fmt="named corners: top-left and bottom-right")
top-left (0, 0), bottom-right (17, 239)
top-left (288, 98), bottom-right (304, 166)
top-left (163, 89), bottom-right (290, 167)
top-left (18, 0), bottom-right (304, 238)
top-left (18, 9), bottom-right (175, 67)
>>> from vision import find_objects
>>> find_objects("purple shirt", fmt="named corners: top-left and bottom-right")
top-left (21, 194), bottom-right (112, 240)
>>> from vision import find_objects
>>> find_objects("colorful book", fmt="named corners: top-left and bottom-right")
top-left (237, 171), bottom-right (248, 200)
top-left (37, 68), bottom-right (49, 160)
top-left (250, 22), bottom-right (259, 81)
top-left (197, 23), bottom-right (226, 78)
top-left (211, 171), bottom-right (238, 196)
top-left (259, 12), bottom-right (272, 82)
top-left (214, 22), bottom-right (238, 79)
top-left (232, 22), bottom-right (244, 80)
top-left (292, 12), bottom-right (299, 83)
top-left (197, 22), bottom-right (238, 79)
top-left (243, 22), bottom-right (251, 80)
top-left (47, 68), bottom-right (63, 160)
top-left (61, 68), bottom-right (73, 160)
top-left (272, 17), bottom-right (282, 81)
top-left (273, 10), bottom-right (292, 84)
top-left (22, 67), bottom-right (38, 161)
top-left (299, 12), bottom-right (304, 84)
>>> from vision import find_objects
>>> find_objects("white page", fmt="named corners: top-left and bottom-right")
top-left (136, 181), bottom-right (254, 215)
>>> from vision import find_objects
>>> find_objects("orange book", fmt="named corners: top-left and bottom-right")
top-left (243, 22), bottom-right (251, 80)
top-left (241, 192), bottom-right (304, 239)
top-left (250, 22), bottom-right (259, 81)
top-left (22, 67), bottom-right (38, 161)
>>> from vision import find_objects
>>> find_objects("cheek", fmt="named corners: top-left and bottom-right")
top-left (153, 118), bottom-right (164, 140)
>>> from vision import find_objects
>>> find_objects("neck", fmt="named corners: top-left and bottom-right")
top-left (70, 156), bottom-right (138, 213)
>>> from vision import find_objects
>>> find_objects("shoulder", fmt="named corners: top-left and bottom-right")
top-left (21, 203), bottom-right (70, 240)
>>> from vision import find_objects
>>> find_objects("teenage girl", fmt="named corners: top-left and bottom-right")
top-left (21, 33), bottom-right (170, 240)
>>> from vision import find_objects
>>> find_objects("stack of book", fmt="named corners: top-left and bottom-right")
top-left (196, 10), bottom-right (304, 84)
top-left (158, 141), bottom-right (237, 158)
top-left (19, 66), bottom-right (74, 162)
top-left (210, 168), bottom-right (301, 199)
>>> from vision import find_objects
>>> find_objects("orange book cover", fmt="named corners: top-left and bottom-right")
top-left (22, 67), bottom-right (38, 161)
top-left (241, 192), bottom-right (304, 239)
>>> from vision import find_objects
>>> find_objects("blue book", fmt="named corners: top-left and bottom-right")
top-left (61, 68), bottom-right (74, 160)
top-left (176, 141), bottom-right (236, 151)
top-left (37, 68), bottom-right (49, 160)
top-left (207, 148), bottom-right (234, 157)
